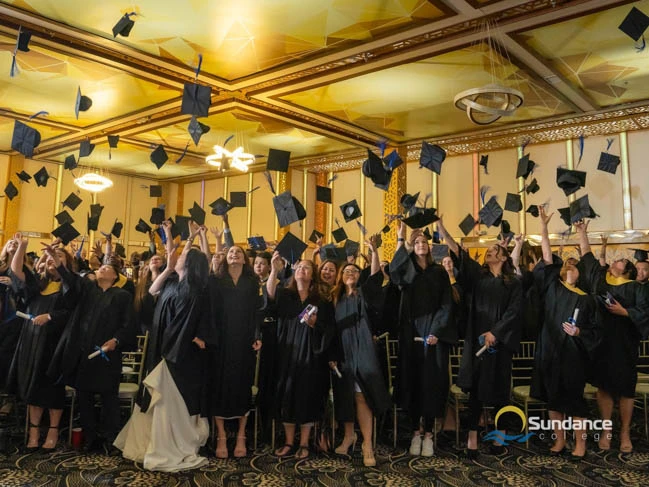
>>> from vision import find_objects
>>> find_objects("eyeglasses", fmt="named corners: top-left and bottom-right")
top-left (343, 269), bottom-right (360, 275)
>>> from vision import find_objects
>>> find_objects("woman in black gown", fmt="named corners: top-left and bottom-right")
top-left (133, 254), bottom-right (164, 334)
top-left (329, 234), bottom-right (390, 466)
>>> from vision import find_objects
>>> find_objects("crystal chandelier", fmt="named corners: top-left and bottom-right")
top-left (74, 172), bottom-right (113, 192)
top-left (206, 144), bottom-right (255, 172)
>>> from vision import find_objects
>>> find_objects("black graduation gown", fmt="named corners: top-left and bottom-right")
top-left (0, 279), bottom-right (22, 389)
top-left (207, 272), bottom-right (263, 418)
top-left (390, 246), bottom-right (456, 418)
top-left (271, 289), bottom-right (334, 424)
top-left (258, 277), bottom-right (279, 427)
top-left (521, 269), bottom-right (542, 341)
top-left (331, 272), bottom-right (391, 421)
top-left (530, 257), bottom-right (600, 417)
top-left (453, 248), bottom-right (522, 406)
top-left (580, 252), bottom-right (649, 398)
top-left (139, 275), bottom-right (211, 416)
top-left (7, 271), bottom-right (70, 408)
top-left (48, 266), bottom-right (136, 393)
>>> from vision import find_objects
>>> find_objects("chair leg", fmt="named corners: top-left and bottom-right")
top-left (68, 392), bottom-right (75, 445)
top-left (254, 409), bottom-right (258, 451)
top-left (644, 394), bottom-right (648, 441)
top-left (393, 405), bottom-right (397, 448)
top-left (271, 419), bottom-right (275, 451)
top-left (455, 400), bottom-right (460, 449)
top-left (524, 401), bottom-right (529, 448)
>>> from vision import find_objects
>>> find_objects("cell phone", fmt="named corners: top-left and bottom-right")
top-left (605, 292), bottom-right (616, 306)
top-left (299, 304), bottom-right (318, 324)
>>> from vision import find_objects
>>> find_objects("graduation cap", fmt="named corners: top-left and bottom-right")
top-left (75, 87), bottom-right (93, 119)
top-left (363, 150), bottom-right (391, 188)
top-left (344, 240), bottom-right (360, 257)
top-left (62, 192), bottom-right (82, 210)
top-left (419, 141), bottom-right (446, 174)
top-left (64, 154), bottom-right (77, 171)
top-left (149, 185), bottom-right (162, 198)
top-left (33, 166), bottom-right (52, 187)
top-left (114, 243), bottom-right (126, 259)
top-left (273, 191), bottom-right (306, 227)
top-left (188, 202), bottom-right (206, 225)
top-left (172, 215), bottom-right (191, 240)
top-left (557, 207), bottom-right (571, 226)
top-left (112, 12), bottom-right (136, 38)
top-left (525, 178), bottom-right (540, 194)
top-left (109, 220), bottom-right (123, 238)
top-left (479, 196), bottom-right (503, 227)
top-left (499, 220), bottom-right (514, 241)
top-left (135, 218), bottom-right (152, 234)
top-left (381, 224), bottom-right (391, 234)
top-left (432, 244), bottom-right (449, 263)
top-left (479, 154), bottom-right (489, 174)
top-left (181, 82), bottom-right (211, 118)
top-left (332, 227), bottom-right (348, 243)
top-left (210, 197), bottom-right (233, 216)
top-left (402, 207), bottom-right (439, 229)
top-left (598, 152), bottom-right (621, 174)
top-left (459, 213), bottom-right (477, 236)
top-left (52, 222), bottom-right (80, 245)
top-left (275, 232), bottom-right (307, 264)
top-left (316, 186), bottom-right (332, 204)
top-left (150, 145), bottom-right (168, 169)
top-left (504, 193), bottom-right (522, 212)
top-left (526, 205), bottom-right (539, 218)
top-left (619, 7), bottom-right (649, 42)
top-left (556, 167), bottom-right (586, 196)
top-left (340, 199), bottom-right (361, 223)
top-left (422, 227), bottom-right (434, 241)
top-left (516, 154), bottom-right (535, 179)
top-left (87, 204), bottom-right (103, 232)
top-left (3, 182), bottom-right (18, 200)
top-left (320, 244), bottom-right (347, 263)
top-left (107, 135), bottom-right (119, 159)
top-left (188, 117), bottom-right (210, 146)
top-left (16, 28), bottom-right (31, 52)
top-left (16, 170), bottom-right (31, 183)
top-left (90, 203), bottom-right (104, 220)
top-left (79, 139), bottom-right (95, 158)
top-left (384, 150), bottom-right (403, 171)
top-left (309, 229), bottom-right (324, 244)
top-left (248, 236), bottom-right (267, 251)
top-left (266, 148), bottom-right (291, 172)
top-left (230, 192), bottom-right (246, 208)
top-left (11, 121), bottom-right (41, 158)
top-left (400, 192), bottom-right (420, 212)
top-left (569, 194), bottom-right (598, 223)
top-left (55, 210), bottom-right (74, 226)
top-left (632, 248), bottom-right (649, 262)
top-left (150, 207), bottom-right (165, 224)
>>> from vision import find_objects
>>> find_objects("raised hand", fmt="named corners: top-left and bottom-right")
top-left (270, 251), bottom-right (285, 273)
top-left (539, 206), bottom-right (553, 226)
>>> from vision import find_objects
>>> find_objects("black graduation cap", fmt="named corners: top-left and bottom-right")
top-left (112, 12), bottom-right (136, 38)
top-left (75, 87), bottom-right (93, 120)
top-left (87, 204), bottom-right (103, 232)
top-left (556, 167), bottom-right (586, 196)
top-left (316, 186), bottom-right (332, 204)
top-left (188, 116), bottom-right (211, 146)
top-left (273, 191), bottom-right (306, 227)
top-left (11, 121), bottom-right (41, 158)
top-left (107, 135), bottom-right (119, 159)
top-left (275, 232), bottom-right (308, 264)
top-left (55, 210), bottom-right (74, 226)
top-left (266, 148), bottom-right (291, 172)
top-left (247, 236), bottom-right (267, 251)
top-left (558, 207), bottom-right (571, 226)
top-left (33, 166), bottom-right (52, 187)
top-left (479, 196), bottom-right (503, 227)
top-left (504, 193), bottom-right (522, 212)
top-left (402, 208), bottom-right (439, 229)
top-left (384, 150), bottom-right (403, 171)
top-left (340, 199), bottom-right (361, 223)
top-left (181, 82), bottom-right (211, 118)
top-left (619, 6), bottom-right (649, 42)
top-left (86, 215), bottom-right (97, 234)
top-left (150, 206), bottom-right (165, 224)
top-left (173, 215), bottom-right (191, 240)
top-left (419, 141), bottom-right (446, 174)
top-left (479, 154), bottom-right (488, 174)
top-left (52, 222), bottom-right (80, 245)
top-left (344, 239), bottom-right (360, 257)
top-left (62, 192), bottom-right (82, 210)
top-left (16, 29), bottom-right (31, 52)
top-left (90, 203), bottom-right (104, 220)
top-left (422, 228), bottom-right (433, 241)
top-left (569, 194), bottom-right (598, 223)
top-left (499, 220), bottom-right (514, 241)
top-left (111, 220), bottom-right (123, 238)
top-left (432, 244), bottom-right (449, 263)
top-left (632, 248), bottom-right (649, 262)
top-left (210, 197), bottom-right (233, 216)
top-left (332, 227), bottom-right (348, 243)
top-left (188, 202), bottom-right (206, 225)
top-left (79, 139), bottom-right (95, 158)
top-left (230, 192), bottom-right (246, 208)
top-left (149, 185), bottom-right (162, 198)
top-left (526, 205), bottom-right (539, 218)
top-left (135, 218), bottom-right (152, 234)
top-left (516, 154), bottom-right (535, 179)
top-left (114, 243), bottom-right (126, 259)
top-left (363, 149), bottom-right (390, 187)
top-left (598, 152), bottom-right (620, 174)
top-left (309, 229), bottom-right (324, 243)
top-left (16, 170), bottom-right (31, 183)
top-left (525, 178), bottom-right (540, 194)
top-left (320, 244), bottom-right (347, 262)
top-left (4, 182), bottom-right (18, 200)
top-left (150, 145), bottom-right (168, 169)
top-left (400, 192), bottom-right (420, 212)
top-left (381, 224), bottom-right (391, 234)
top-left (459, 213), bottom-right (477, 236)
top-left (64, 154), bottom-right (77, 170)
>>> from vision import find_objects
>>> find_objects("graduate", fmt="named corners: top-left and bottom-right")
top-left (0, 237), bottom-right (21, 399)
top-left (133, 254), bottom-right (164, 334)
top-left (575, 219), bottom-right (649, 454)
top-left (390, 221), bottom-right (455, 457)
top-left (437, 217), bottom-right (522, 458)
top-left (328, 234), bottom-right (390, 466)
top-left (530, 208), bottom-right (600, 459)
top-left (318, 259), bottom-right (339, 300)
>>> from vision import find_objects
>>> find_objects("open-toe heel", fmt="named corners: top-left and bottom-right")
top-left (216, 437), bottom-right (228, 459)
top-left (233, 436), bottom-right (247, 458)
top-left (362, 445), bottom-right (376, 467)
top-left (295, 445), bottom-right (309, 460)
top-left (41, 425), bottom-right (60, 451)
top-left (25, 423), bottom-right (40, 452)
top-left (275, 444), bottom-right (295, 457)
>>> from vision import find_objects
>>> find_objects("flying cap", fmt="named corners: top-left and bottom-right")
top-left (79, 139), bottom-right (95, 158)
top-left (75, 87), bottom-right (92, 119)
top-left (209, 197), bottom-right (233, 216)
top-left (33, 166), bottom-right (52, 187)
top-left (112, 12), bottom-right (136, 38)
top-left (3, 182), bottom-right (18, 200)
top-left (149, 185), bottom-right (162, 197)
top-left (597, 152), bottom-right (621, 174)
top-left (275, 232), bottom-right (307, 264)
top-left (11, 121), bottom-right (41, 158)
top-left (526, 205), bottom-right (539, 218)
top-left (188, 202), bottom-right (206, 225)
top-left (504, 193), bottom-right (523, 212)
top-left (55, 210), bottom-right (74, 226)
top-left (309, 229), bottom-right (324, 244)
top-left (402, 208), bottom-right (439, 229)
top-left (150, 207), bottom-right (165, 224)
top-left (316, 185), bottom-right (332, 204)
top-left (181, 82), bottom-right (211, 118)
top-left (64, 154), bottom-right (77, 170)
top-left (479, 196), bottom-right (503, 227)
top-left (332, 227), bottom-right (348, 243)
top-left (62, 192), bottom-right (82, 210)
top-left (569, 194), bottom-right (598, 223)
top-left (266, 148), bottom-right (291, 172)
top-left (230, 192), bottom-right (246, 208)
top-left (619, 6), bottom-right (649, 42)
top-left (273, 191), bottom-right (306, 227)
top-left (16, 170), bottom-right (31, 183)
top-left (340, 199), bottom-right (362, 223)
top-left (52, 222), bottom-right (79, 245)
top-left (135, 218), bottom-right (152, 234)
top-left (419, 141), bottom-right (446, 174)
top-left (459, 213), bottom-right (477, 236)
top-left (556, 167), bottom-right (586, 196)
top-left (188, 116), bottom-right (210, 146)
top-left (516, 154), bottom-right (535, 179)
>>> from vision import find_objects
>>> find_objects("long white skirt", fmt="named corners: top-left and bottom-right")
top-left (114, 359), bottom-right (210, 472)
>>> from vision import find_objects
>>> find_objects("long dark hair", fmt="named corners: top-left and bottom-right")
top-left (178, 248), bottom-right (209, 296)
top-left (482, 245), bottom-right (516, 282)
top-left (287, 259), bottom-right (322, 303)
top-left (332, 263), bottom-right (362, 306)
top-left (215, 245), bottom-right (255, 279)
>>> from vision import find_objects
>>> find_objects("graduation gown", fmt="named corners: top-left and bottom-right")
top-left (48, 266), bottom-right (136, 393)
top-left (270, 288), bottom-right (334, 424)
top-left (7, 271), bottom-right (70, 408)
top-left (580, 252), bottom-right (649, 398)
top-left (258, 277), bottom-right (279, 427)
top-left (453, 248), bottom-right (522, 406)
top-left (207, 272), bottom-right (263, 418)
top-left (530, 257), bottom-right (600, 417)
top-left (0, 280), bottom-right (22, 389)
top-left (331, 272), bottom-right (391, 421)
top-left (390, 246), bottom-right (456, 418)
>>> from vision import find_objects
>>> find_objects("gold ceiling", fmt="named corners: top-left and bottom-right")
top-left (0, 0), bottom-right (648, 181)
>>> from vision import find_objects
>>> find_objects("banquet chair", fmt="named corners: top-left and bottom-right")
top-left (511, 341), bottom-right (546, 447)
top-left (634, 339), bottom-right (649, 440)
top-left (118, 333), bottom-right (149, 413)
top-left (382, 334), bottom-right (400, 448)
top-left (447, 341), bottom-right (468, 447)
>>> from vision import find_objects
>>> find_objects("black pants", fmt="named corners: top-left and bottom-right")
top-left (78, 390), bottom-right (120, 444)
top-left (467, 392), bottom-right (505, 432)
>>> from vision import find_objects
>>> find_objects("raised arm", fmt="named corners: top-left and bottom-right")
top-left (436, 216), bottom-right (459, 256)
top-left (197, 225), bottom-right (211, 261)
top-left (222, 214), bottom-right (234, 249)
top-left (312, 236), bottom-right (322, 264)
top-left (575, 220), bottom-right (591, 257)
top-left (103, 235), bottom-right (113, 264)
top-left (539, 206), bottom-right (553, 264)
top-left (367, 233), bottom-right (381, 276)
top-left (266, 251), bottom-right (284, 300)
top-left (149, 248), bottom-right (177, 296)
top-left (599, 234), bottom-right (608, 267)
top-left (210, 225), bottom-right (224, 255)
top-left (182, 221), bottom-right (201, 255)
top-left (511, 234), bottom-right (524, 275)
top-left (396, 221), bottom-right (406, 251)
top-left (10, 233), bottom-right (27, 282)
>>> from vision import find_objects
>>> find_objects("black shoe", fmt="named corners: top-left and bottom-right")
top-left (82, 439), bottom-right (103, 453)
top-left (570, 453), bottom-right (585, 462)
top-left (548, 448), bottom-right (567, 457)
top-left (464, 448), bottom-right (480, 459)
top-left (105, 444), bottom-right (122, 457)
top-left (488, 444), bottom-right (506, 456)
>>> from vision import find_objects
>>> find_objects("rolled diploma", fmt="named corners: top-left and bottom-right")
top-left (16, 311), bottom-right (33, 320)
top-left (333, 366), bottom-right (342, 379)
top-left (475, 344), bottom-right (489, 357)
top-left (88, 346), bottom-right (108, 360)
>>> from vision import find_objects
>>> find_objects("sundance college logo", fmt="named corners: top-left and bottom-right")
top-left (483, 406), bottom-right (613, 446)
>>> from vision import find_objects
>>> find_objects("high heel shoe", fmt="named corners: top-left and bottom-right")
top-left (362, 445), bottom-right (376, 467)
top-left (25, 423), bottom-right (40, 453)
top-left (216, 437), bottom-right (228, 459)
top-left (233, 436), bottom-right (247, 458)
top-left (41, 425), bottom-right (60, 451)
top-left (334, 433), bottom-right (357, 455)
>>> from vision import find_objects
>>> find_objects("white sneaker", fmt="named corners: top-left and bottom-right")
top-left (409, 434), bottom-right (422, 455)
top-left (421, 435), bottom-right (434, 457)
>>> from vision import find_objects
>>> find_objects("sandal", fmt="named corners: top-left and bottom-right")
top-left (295, 446), bottom-right (309, 460)
top-left (26, 423), bottom-right (40, 452)
top-left (216, 437), bottom-right (228, 459)
top-left (275, 444), bottom-right (295, 457)
top-left (42, 425), bottom-right (60, 451)
top-left (233, 436), bottom-right (247, 458)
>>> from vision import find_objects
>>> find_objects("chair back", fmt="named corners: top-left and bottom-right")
top-left (448, 340), bottom-right (464, 385)
top-left (383, 335), bottom-right (399, 392)
top-left (121, 332), bottom-right (149, 385)
top-left (638, 339), bottom-right (649, 384)
top-left (511, 341), bottom-right (536, 389)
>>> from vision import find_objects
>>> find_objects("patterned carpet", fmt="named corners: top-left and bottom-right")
top-left (1, 424), bottom-right (648, 487)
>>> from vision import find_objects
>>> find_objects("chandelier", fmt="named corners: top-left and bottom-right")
top-left (206, 144), bottom-right (255, 172)
top-left (74, 172), bottom-right (113, 192)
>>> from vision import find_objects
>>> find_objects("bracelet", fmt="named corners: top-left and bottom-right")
top-left (397, 238), bottom-right (405, 242)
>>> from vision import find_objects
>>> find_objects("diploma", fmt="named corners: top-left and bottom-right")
top-left (333, 366), bottom-right (342, 379)
top-left (16, 311), bottom-right (34, 321)
top-left (88, 346), bottom-right (109, 360)
top-left (414, 337), bottom-right (424, 342)
top-left (475, 344), bottom-right (489, 357)
top-left (570, 308), bottom-right (579, 325)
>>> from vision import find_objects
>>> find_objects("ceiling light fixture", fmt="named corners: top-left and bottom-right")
top-left (74, 172), bottom-right (113, 192)
top-left (206, 144), bottom-right (255, 172)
